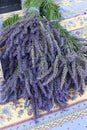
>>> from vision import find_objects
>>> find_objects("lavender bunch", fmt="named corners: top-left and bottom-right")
top-left (0, 15), bottom-right (87, 120)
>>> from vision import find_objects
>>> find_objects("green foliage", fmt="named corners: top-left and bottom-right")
top-left (25, 0), bottom-right (31, 8)
top-left (52, 22), bottom-right (79, 52)
top-left (40, 0), bottom-right (61, 20)
top-left (25, 0), bottom-right (61, 20)
top-left (3, 14), bottom-right (22, 27)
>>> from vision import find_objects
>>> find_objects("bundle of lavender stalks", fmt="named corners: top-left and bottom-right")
top-left (0, 0), bottom-right (87, 121)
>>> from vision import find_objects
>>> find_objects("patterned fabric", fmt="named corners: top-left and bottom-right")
top-left (0, 0), bottom-right (87, 130)
top-left (0, 89), bottom-right (87, 130)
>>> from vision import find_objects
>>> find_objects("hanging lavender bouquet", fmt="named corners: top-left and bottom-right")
top-left (0, 0), bottom-right (87, 120)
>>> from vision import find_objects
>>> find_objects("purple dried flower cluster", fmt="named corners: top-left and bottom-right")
top-left (0, 15), bottom-right (87, 120)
